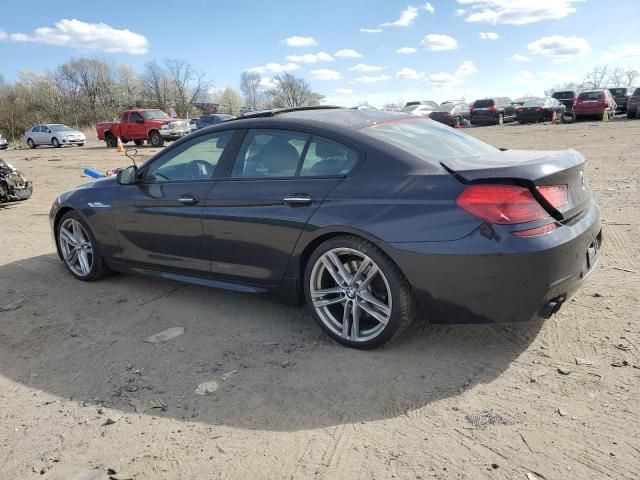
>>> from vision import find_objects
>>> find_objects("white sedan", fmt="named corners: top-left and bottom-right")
top-left (24, 124), bottom-right (85, 148)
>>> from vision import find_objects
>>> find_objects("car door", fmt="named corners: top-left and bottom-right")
top-left (203, 129), bottom-right (359, 286)
top-left (111, 130), bottom-right (236, 274)
top-left (128, 112), bottom-right (145, 140)
top-left (29, 126), bottom-right (41, 144)
top-left (41, 126), bottom-right (53, 145)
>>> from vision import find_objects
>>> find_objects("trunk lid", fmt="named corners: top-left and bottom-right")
top-left (442, 149), bottom-right (591, 221)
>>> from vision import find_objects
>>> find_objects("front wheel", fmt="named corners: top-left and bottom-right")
top-left (52, 138), bottom-right (61, 148)
top-left (148, 131), bottom-right (164, 147)
top-left (57, 212), bottom-right (110, 281)
top-left (27, 138), bottom-right (36, 149)
top-left (304, 236), bottom-right (416, 349)
top-left (105, 135), bottom-right (117, 148)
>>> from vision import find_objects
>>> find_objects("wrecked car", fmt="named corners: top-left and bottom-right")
top-left (0, 160), bottom-right (33, 202)
top-left (0, 134), bottom-right (8, 150)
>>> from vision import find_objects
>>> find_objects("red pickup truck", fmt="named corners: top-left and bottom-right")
top-left (96, 109), bottom-right (191, 148)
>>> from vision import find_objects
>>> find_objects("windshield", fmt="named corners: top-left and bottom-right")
top-left (361, 118), bottom-right (498, 161)
top-left (434, 104), bottom-right (456, 113)
top-left (50, 125), bottom-right (74, 132)
top-left (523, 98), bottom-right (546, 107)
top-left (609, 88), bottom-right (627, 96)
top-left (578, 92), bottom-right (603, 101)
top-left (141, 110), bottom-right (170, 120)
top-left (552, 91), bottom-right (575, 99)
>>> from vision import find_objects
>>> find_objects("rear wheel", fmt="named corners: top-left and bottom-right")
top-left (105, 134), bottom-right (117, 148)
top-left (148, 131), bottom-right (164, 147)
top-left (52, 138), bottom-right (60, 148)
top-left (304, 236), bottom-right (416, 349)
top-left (27, 138), bottom-right (36, 149)
top-left (57, 212), bottom-right (110, 281)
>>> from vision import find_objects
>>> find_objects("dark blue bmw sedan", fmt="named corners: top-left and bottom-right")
top-left (50, 107), bottom-right (602, 348)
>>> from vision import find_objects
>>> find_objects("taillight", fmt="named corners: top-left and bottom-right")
top-left (517, 108), bottom-right (523, 113)
top-left (470, 107), bottom-right (475, 113)
top-left (535, 107), bottom-right (542, 112)
top-left (488, 105), bottom-right (497, 111)
top-left (456, 185), bottom-right (549, 224)
top-left (536, 185), bottom-right (568, 208)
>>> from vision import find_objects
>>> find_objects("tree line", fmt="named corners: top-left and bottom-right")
top-left (546, 65), bottom-right (639, 95)
top-left (0, 57), bottom-right (324, 141)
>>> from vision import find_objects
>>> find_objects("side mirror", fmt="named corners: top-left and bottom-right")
top-left (117, 165), bottom-right (138, 185)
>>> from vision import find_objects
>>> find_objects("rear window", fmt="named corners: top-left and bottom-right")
top-left (361, 118), bottom-right (498, 161)
top-left (523, 98), bottom-right (546, 107)
top-left (635, 88), bottom-right (640, 96)
top-left (578, 92), bottom-right (604, 101)
top-left (552, 91), bottom-right (575, 99)
top-left (434, 104), bottom-right (456, 112)
top-left (472, 99), bottom-right (494, 108)
top-left (609, 88), bottom-right (627, 96)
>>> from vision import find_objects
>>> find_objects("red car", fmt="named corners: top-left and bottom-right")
top-left (96, 109), bottom-right (191, 148)
top-left (573, 90), bottom-right (616, 120)
top-left (627, 88), bottom-right (640, 119)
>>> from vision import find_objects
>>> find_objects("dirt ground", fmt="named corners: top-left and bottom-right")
top-left (0, 119), bottom-right (639, 480)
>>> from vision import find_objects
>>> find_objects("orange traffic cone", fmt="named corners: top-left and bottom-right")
top-left (116, 136), bottom-right (125, 153)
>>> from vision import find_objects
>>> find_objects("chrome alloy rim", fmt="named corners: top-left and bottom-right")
top-left (58, 218), bottom-right (93, 277)
top-left (310, 248), bottom-right (392, 342)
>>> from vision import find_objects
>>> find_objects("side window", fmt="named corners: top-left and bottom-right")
top-left (33, 126), bottom-right (41, 133)
top-left (300, 136), bottom-right (358, 177)
top-left (122, 112), bottom-right (129, 123)
top-left (44, 127), bottom-right (51, 133)
top-left (143, 131), bottom-right (234, 182)
top-left (130, 112), bottom-right (142, 123)
top-left (231, 129), bottom-right (308, 178)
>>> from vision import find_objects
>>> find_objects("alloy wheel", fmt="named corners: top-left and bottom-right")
top-left (58, 218), bottom-right (94, 277)
top-left (309, 247), bottom-right (392, 342)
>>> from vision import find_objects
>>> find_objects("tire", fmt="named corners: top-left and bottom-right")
top-left (77, 143), bottom-right (84, 147)
top-left (56, 211), bottom-right (110, 282)
top-left (52, 137), bottom-right (60, 148)
top-left (518, 120), bottom-right (526, 125)
top-left (0, 181), bottom-right (7, 202)
top-left (497, 113), bottom-right (504, 125)
top-left (105, 134), bottom-right (117, 148)
top-left (27, 138), bottom-right (36, 149)
top-left (134, 139), bottom-right (144, 146)
top-left (303, 235), bottom-right (416, 349)
top-left (628, 110), bottom-right (635, 119)
top-left (148, 131), bottom-right (164, 147)
top-left (560, 112), bottom-right (575, 124)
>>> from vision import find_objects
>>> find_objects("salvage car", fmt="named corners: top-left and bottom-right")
top-left (0, 134), bottom-right (8, 150)
top-left (50, 107), bottom-right (602, 349)
top-left (551, 90), bottom-right (578, 112)
top-left (627, 87), bottom-right (640, 119)
top-left (0, 160), bottom-right (33, 202)
top-left (96, 109), bottom-right (191, 148)
top-left (428, 102), bottom-right (470, 127)
top-left (470, 97), bottom-right (516, 125)
top-left (574, 90), bottom-right (616, 120)
top-left (516, 97), bottom-right (566, 124)
top-left (24, 124), bottom-right (85, 148)
top-left (608, 87), bottom-right (631, 113)
top-left (191, 114), bottom-right (235, 131)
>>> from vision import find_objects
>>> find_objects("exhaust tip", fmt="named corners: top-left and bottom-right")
top-left (540, 295), bottom-right (566, 319)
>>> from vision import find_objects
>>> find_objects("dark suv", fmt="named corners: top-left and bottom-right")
top-left (608, 87), bottom-right (632, 113)
top-left (551, 90), bottom-right (578, 112)
top-left (470, 97), bottom-right (516, 125)
top-left (628, 88), bottom-right (640, 119)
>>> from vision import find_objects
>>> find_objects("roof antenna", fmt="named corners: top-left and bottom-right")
top-left (125, 148), bottom-right (138, 168)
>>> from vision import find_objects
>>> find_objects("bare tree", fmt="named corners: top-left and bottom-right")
top-left (165, 59), bottom-right (209, 117)
top-left (117, 64), bottom-right (143, 109)
top-left (623, 69), bottom-right (639, 88)
top-left (240, 72), bottom-right (264, 111)
top-left (582, 65), bottom-right (609, 89)
top-left (266, 74), bottom-right (324, 108)
top-left (214, 87), bottom-right (243, 115)
top-left (143, 61), bottom-right (171, 112)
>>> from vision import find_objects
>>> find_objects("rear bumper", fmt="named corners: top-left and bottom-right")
top-left (388, 201), bottom-right (601, 324)
top-left (470, 115), bottom-right (498, 124)
top-left (516, 113), bottom-right (544, 123)
top-left (574, 107), bottom-right (606, 116)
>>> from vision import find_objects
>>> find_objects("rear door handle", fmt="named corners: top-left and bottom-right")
top-left (283, 194), bottom-right (313, 206)
top-left (178, 194), bottom-right (199, 205)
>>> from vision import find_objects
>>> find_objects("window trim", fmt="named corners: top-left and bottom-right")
top-left (226, 128), bottom-right (362, 181)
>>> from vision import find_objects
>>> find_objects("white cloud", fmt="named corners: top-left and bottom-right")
top-left (381, 5), bottom-right (419, 27)
top-left (421, 34), bottom-right (458, 51)
top-left (528, 35), bottom-right (591, 63)
top-left (8, 18), bottom-right (148, 54)
top-left (360, 28), bottom-right (382, 33)
top-left (397, 47), bottom-right (417, 55)
top-left (311, 69), bottom-right (342, 80)
top-left (335, 49), bottom-right (363, 58)
top-left (424, 2), bottom-right (435, 13)
top-left (455, 8), bottom-right (466, 15)
top-left (455, 60), bottom-right (478, 76)
top-left (259, 77), bottom-right (277, 89)
top-left (459, 0), bottom-right (581, 25)
top-left (513, 70), bottom-right (576, 86)
top-left (479, 32), bottom-right (500, 40)
top-left (333, 88), bottom-right (354, 94)
top-left (350, 63), bottom-right (384, 72)
top-left (281, 35), bottom-right (317, 47)
top-left (396, 67), bottom-right (425, 80)
top-left (245, 62), bottom-right (300, 74)
top-left (602, 44), bottom-right (640, 61)
top-left (285, 51), bottom-right (333, 63)
top-left (355, 75), bottom-right (392, 83)
top-left (0, 30), bottom-right (6, 41)
top-left (428, 72), bottom-right (461, 89)
top-left (508, 54), bottom-right (531, 62)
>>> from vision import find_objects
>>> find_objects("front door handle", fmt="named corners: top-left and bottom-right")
top-left (178, 194), bottom-right (199, 205)
top-left (283, 194), bottom-right (313, 206)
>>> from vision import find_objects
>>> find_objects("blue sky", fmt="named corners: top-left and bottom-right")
top-left (1, 0), bottom-right (639, 107)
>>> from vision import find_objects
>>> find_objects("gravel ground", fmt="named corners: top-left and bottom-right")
top-left (0, 118), bottom-right (639, 479)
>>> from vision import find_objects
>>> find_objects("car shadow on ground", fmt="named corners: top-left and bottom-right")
top-left (0, 253), bottom-right (543, 432)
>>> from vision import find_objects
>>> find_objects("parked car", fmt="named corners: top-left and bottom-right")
top-left (551, 91), bottom-right (578, 112)
top-left (470, 97), bottom-right (516, 125)
top-left (573, 90), bottom-right (616, 120)
top-left (608, 87), bottom-right (632, 113)
top-left (512, 96), bottom-right (537, 106)
top-left (0, 159), bottom-right (32, 202)
top-left (0, 134), bottom-right (8, 150)
top-left (96, 109), bottom-right (191, 148)
top-left (192, 114), bottom-right (235, 131)
top-left (50, 107), bottom-right (601, 349)
top-left (429, 102), bottom-right (470, 126)
top-left (627, 87), bottom-right (640, 118)
top-left (516, 97), bottom-right (566, 124)
top-left (402, 101), bottom-right (438, 115)
top-left (23, 124), bottom-right (85, 149)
